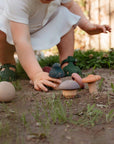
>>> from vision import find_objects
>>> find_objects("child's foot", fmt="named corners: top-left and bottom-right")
top-left (0, 64), bottom-right (16, 81)
top-left (61, 56), bottom-right (82, 77)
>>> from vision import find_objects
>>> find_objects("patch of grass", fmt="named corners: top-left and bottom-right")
top-left (39, 55), bottom-right (59, 67)
top-left (16, 61), bottom-right (29, 79)
top-left (73, 49), bottom-right (114, 70)
top-left (32, 94), bottom-right (74, 134)
top-left (33, 95), bottom-right (67, 124)
top-left (107, 93), bottom-right (112, 106)
top-left (75, 104), bottom-right (103, 127)
top-left (12, 80), bottom-right (22, 91)
top-left (98, 78), bottom-right (105, 92)
top-left (32, 95), bottom-right (114, 128)
top-left (21, 113), bottom-right (28, 127)
top-left (0, 103), bottom-right (9, 112)
top-left (39, 49), bottom-right (114, 70)
top-left (111, 83), bottom-right (114, 93)
top-left (0, 121), bottom-right (10, 137)
top-left (106, 109), bottom-right (114, 123)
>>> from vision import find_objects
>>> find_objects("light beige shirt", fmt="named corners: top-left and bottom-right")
top-left (4, 0), bottom-right (71, 33)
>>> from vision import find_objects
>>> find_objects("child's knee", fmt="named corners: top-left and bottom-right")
top-left (0, 31), bottom-right (6, 41)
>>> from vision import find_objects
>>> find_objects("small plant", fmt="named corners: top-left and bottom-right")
top-left (0, 121), bottom-right (10, 137)
top-left (76, 104), bottom-right (103, 126)
top-left (39, 55), bottom-right (59, 67)
top-left (106, 109), bottom-right (114, 123)
top-left (33, 95), bottom-right (69, 125)
top-left (107, 93), bottom-right (111, 106)
top-left (111, 83), bottom-right (114, 93)
top-left (12, 80), bottom-right (22, 91)
top-left (98, 78), bottom-right (104, 91)
top-left (21, 113), bottom-right (27, 127)
top-left (32, 94), bottom-right (75, 135)
top-left (49, 96), bottom-right (68, 123)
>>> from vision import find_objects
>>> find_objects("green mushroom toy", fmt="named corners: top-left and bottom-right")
top-left (49, 63), bottom-right (65, 78)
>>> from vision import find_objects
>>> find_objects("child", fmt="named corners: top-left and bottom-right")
top-left (0, 0), bottom-right (111, 92)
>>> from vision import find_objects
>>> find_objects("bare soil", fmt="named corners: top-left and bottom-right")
top-left (0, 68), bottom-right (114, 144)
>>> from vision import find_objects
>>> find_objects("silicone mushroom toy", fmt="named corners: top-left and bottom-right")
top-left (0, 81), bottom-right (16, 102)
top-left (42, 66), bottom-right (52, 73)
top-left (72, 73), bottom-right (84, 89)
top-left (49, 63), bottom-right (65, 78)
top-left (82, 74), bottom-right (101, 94)
top-left (57, 80), bottom-right (80, 98)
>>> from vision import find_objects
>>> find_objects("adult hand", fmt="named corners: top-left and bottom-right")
top-left (31, 72), bottom-right (61, 92)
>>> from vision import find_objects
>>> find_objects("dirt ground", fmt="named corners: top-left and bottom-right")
top-left (0, 68), bottom-right (114, 144)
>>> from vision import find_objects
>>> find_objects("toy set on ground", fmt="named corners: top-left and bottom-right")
top-left (0, 61), bottom-right (102, 102)
top-left (48, 63), bottom-right (101, 99)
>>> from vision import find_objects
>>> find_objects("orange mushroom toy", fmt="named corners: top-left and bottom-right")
top-left (82, 74), bottom-right (101, 94)
top-left (72, 73), bottom-right (101, 94)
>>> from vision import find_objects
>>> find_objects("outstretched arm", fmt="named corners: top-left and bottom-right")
top-left (62, 0), bottom-right (111, 35)
top-left (10, 21), bottom-right (61, 91)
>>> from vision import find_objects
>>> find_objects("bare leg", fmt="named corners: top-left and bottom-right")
top-left (0, 31), bottom-right (15, 66)
top-left (57, 27), bottom-right (74, 68)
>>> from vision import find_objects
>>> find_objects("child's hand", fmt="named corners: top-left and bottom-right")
top-left (85, 23), bottom-right (111, 35)
top-left (31, 72), bottom-right (61, 92)
top-left (40, 0), bottom-right (53, 4)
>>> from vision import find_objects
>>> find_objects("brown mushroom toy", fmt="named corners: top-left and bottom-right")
top-left (57, 80), bottom-right (80, 98)
top-left (82, 74), bottom-right (101, 94)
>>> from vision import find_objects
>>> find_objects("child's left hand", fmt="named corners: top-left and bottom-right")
top-left (85, 24), bottom-right (111, 35)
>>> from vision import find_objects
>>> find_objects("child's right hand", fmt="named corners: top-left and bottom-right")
top-left (30, 72), bottom-right (61, 92)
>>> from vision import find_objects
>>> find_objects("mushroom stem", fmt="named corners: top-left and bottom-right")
top-left (88, 82), bottom-right (97, 94)
top-left (82, 74), bottom-right (101, 94)
top-left (62, 90), bottom-right (77, 98)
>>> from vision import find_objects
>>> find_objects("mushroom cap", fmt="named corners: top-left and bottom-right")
top-left (82, 74), bottom-right (101, 83)
top-left (72, 73), bottom-right (84, 89)
top-left (49, 63), bottom-right (65, 78)
top-left (52, 63), bottom-right (61, 68)
top-left (0, 81), bottom-right (15, 102)
top-left (43, 66), bottom-right (52, 73)
top-left (58, 80), bottom-right (80, 90)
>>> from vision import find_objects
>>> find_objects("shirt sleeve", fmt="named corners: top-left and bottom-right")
top-left (4, 0), bottom-right (29, 24)
top-left (61, 0), bottom-right (71, 4)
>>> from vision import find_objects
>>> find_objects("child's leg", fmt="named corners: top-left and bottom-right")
top-left (57, 27), bottom-right (82, 76)
top-left (0, 31), bottom-right (17, 81)
top-left (0, 31), bottom-right (15, 66)
top-left (57, 27), bottom-right (74, 68)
